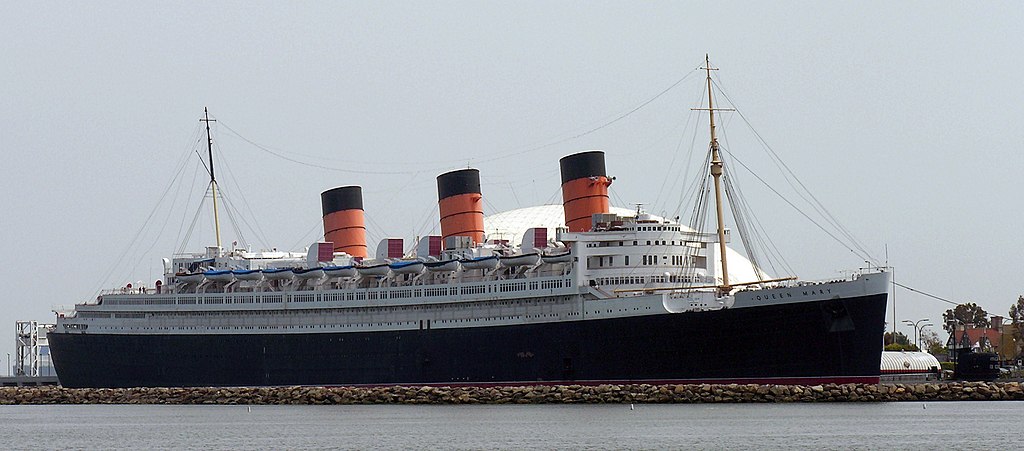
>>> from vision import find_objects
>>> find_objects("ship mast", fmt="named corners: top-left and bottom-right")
top-left (694, 55), bottom-right (734, 293)
top-left (200, 107), bottom-right (223, 253)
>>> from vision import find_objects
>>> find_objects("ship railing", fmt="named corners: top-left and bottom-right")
top-left (794, 267), bottom-right (886, 287)
top-left (52, 305), bottom-right (78, 317)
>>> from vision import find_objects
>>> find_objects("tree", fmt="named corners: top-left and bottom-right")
top-left (942, 302), bottom-right (989, 335)
top-left (883, 331), bottom-right (918, 351)
top-left (920, 330), bottom-right (944, 355)
top-left (883, 331), bottom-right (911, 346)
top-left (1010, 295), bottom-right (1024, 358)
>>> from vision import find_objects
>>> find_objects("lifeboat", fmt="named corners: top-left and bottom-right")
top-left (356, 263), bottom-right (392, 277)
top-left (231, 269), bottom-right (264, 281)
top-left (500, 252), bottom-right (541, 268)
top-left (262, 267), bottom-right (295, 280)
top-left (541, 251), bottom-right (572, 264)
top-left (424, 259), bottom-right (461, 272)
top-left (292, 267), bottom-right (325, 280)
top-left (175, 272), bottom-right (205, 284)
top-left (323, 265), bottom-right (357, 278)
top-left (460, 255), bottom-right (499, 270)
top-left (390, 260), bottom-right (425, 275)
top-left (204, 269), bottom-right (235, 283)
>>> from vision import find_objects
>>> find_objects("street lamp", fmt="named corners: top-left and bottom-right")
top-left (903, 318), bottom-right (929, 350)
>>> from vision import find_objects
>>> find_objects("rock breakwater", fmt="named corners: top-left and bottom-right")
top-left (1, 382), bottom-right (1021, 405)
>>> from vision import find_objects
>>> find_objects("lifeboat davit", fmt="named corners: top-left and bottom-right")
top-left (499, 252), bottom-right (541, 268)
top-left (460, 255), bottom-right (499, 270)
top-left (424, 259), bottom-right (461, 272)
top-left (176, 272), bottom-right (205, 284)
top-left (390, 260), bottom-right (425, 275)
top-left (356, 263), bottom-right (392, 277)
top-left (262, 267), bottom-right (295, 280)
top-left (323, 265), bottom-right (357, 278)
top-left (541, 251), bottom-right (572, 264)
top-left (204, 269), bottom-right (235, 283)
top-left (293, 267), bottom-right (325, 280)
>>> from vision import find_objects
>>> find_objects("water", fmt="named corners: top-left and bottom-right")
top-left (2, 402), bottom-right (1021, 449)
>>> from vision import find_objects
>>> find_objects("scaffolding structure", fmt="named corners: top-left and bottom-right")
top-left (15, 320), bottom-right (40, 377)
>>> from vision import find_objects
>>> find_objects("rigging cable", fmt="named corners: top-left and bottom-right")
top-left (93, 126), bottom-right (204, 295)
top-left (892, 281), bottom-right (960, 306)
top-left (710, 77), bottom-right (877, 264)
top-left (653, 81), bottom-right (707, 212)
top-left (718, 147), bottom-right (874, 263)
top-left (217, 121), bottom-right (431, 175)
top-left (211, 129), bottom-right (272, 249)
top-left (470, 67), bottom-right (703, 166)
top-left (716, 119), bottom-right (794, 278)
top-left (214, 69), bottom-right (702, 174)
top-left (174, 158), bottom-right (206, 254)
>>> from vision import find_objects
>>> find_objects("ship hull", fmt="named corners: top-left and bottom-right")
top-left (48, 293), bottom-right (886, 388)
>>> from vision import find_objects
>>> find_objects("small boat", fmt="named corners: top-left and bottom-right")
top-left (262, 267), bottom-right (295, 280)
top-left (231, 269), bottom-right (264, 281)
top-left (356, 263), bottom-right (392, 277)
top-left (175, 272), bottom-right (205, 284)
top-left (292, 267), bottom-right (325, 279)
top-left (541, 251), bottom-right (572, 264)
top-left (500, 252), bottom-right (541, 267)
top-left (460, 255), bottom-right (499, 270)
top-left (424, 259), bottom-right (461, 272)
top-left (390, 260), bottom-right (425, 275)
top-left (323, 265), bottom-right (357, 278)
top-left (204, 269), bottom-right (235, 283)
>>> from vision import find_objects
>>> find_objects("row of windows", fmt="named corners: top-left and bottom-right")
top-left (84, 310), bottom-right (580, 333)
top-left (593, 253), bottom-right (691, 269)
top-left (590, 239), bottom-right (688, 248)
top-left (594, 274), bottom-right (706, 286)
top-left (634, 225), bottom-right (681, 232)
top-left (83, 296), bottom-right (575, 322)
top-left (103, 279), bottom-right (571, 307)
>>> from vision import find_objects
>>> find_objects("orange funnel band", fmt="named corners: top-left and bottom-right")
top-left (321, 186), bottom-right (367, 259)
top-left (437, 168), bottom-right (484, 245)
top-left (561, 176), bottom-right (611, 232)
top-left (323, 209), bottom-right (367, 258)
top-left (439, 192), bottom-right (484, 243)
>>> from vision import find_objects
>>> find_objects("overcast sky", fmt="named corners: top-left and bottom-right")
top-left (2, 1), bottom-right (1022, 368)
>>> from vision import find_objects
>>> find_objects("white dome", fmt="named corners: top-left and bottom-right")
top-left (484, 204), bottom-right (642, 245)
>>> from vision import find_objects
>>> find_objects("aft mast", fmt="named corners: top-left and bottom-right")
top-left (200, 108), bottom-right (223, 253)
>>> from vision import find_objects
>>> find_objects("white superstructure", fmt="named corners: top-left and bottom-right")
top-left (56, 208), bottom-right (888, 338)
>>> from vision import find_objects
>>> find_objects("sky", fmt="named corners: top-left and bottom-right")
top-left (2, 1), bottom-right (1023, 370)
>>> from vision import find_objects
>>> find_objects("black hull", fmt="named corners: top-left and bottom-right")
top-left (49, 293), bottom-right (887, 388)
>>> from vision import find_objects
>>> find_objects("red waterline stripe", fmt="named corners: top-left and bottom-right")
top-left (324, 375), bottom-right (881, 389)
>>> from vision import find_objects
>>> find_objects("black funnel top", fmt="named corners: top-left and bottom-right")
top-left (321, 186), bottom-right (363, 215)
top-left (559, 151), bottom-right (607, 184)
top-left (437, 168), bottom-right (481, 200)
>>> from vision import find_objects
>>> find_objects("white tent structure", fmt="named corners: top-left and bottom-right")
top-left (880, 351), bottom-right (942, 381)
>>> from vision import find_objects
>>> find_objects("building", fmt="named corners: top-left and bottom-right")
top-left (948, 315), bottom-right (1020, 364)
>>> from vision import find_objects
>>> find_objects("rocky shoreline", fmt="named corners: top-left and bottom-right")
top-left (1, 382), bottom-right (1021, 405)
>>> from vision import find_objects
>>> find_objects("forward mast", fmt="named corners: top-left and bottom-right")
top-left (692, 55), bottom-right (734, 293)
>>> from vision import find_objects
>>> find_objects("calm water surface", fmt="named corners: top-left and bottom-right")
top-left (3, 402), bottom-right (1021, 449)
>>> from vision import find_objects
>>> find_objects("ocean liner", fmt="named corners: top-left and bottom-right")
top-left (48, 59), bottom-right (889, 388)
